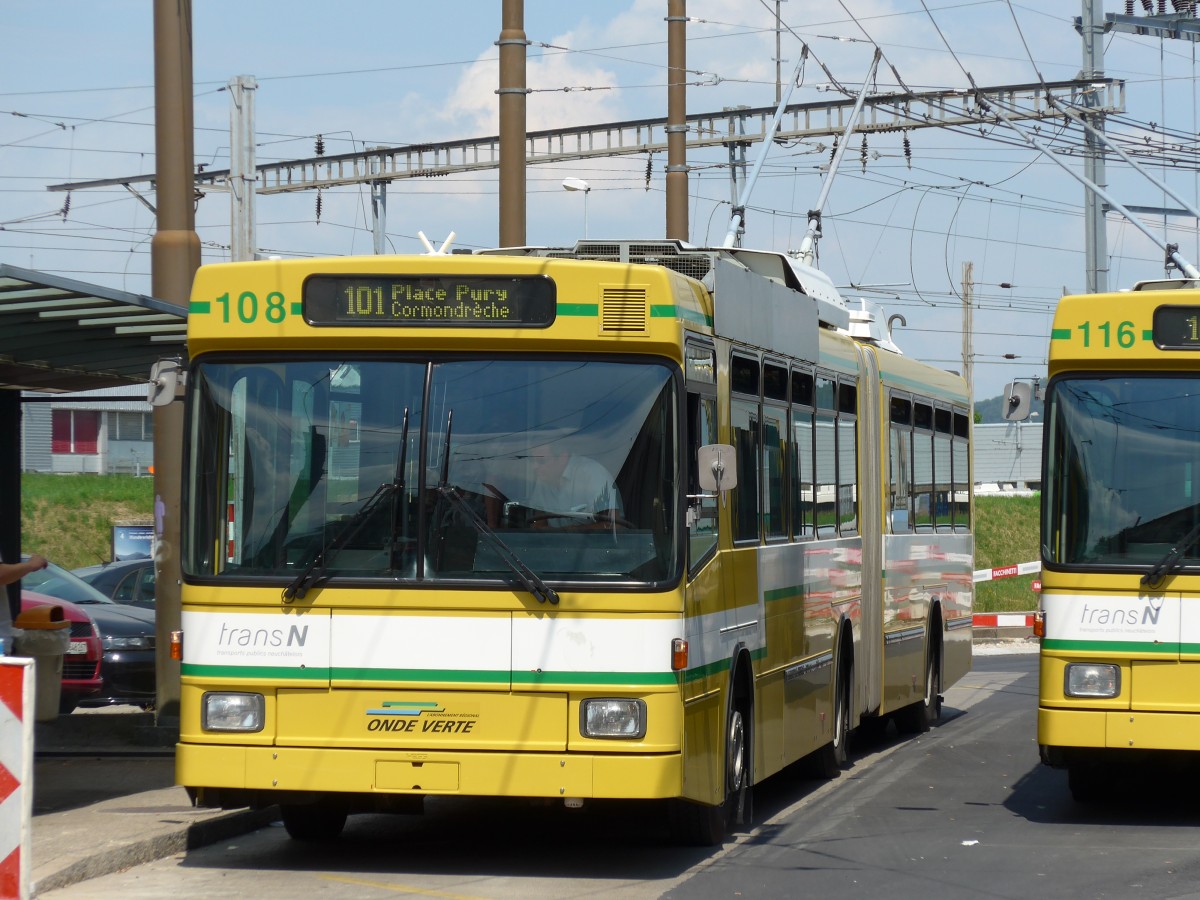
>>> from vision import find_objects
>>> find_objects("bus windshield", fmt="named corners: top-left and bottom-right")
top-left (1043, 375), bottom-right (1200, 569)
top-left (184, 356), bottom-right (678, 588)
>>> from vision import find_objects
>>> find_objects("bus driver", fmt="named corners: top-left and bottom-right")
top-left (527, 449), bottom-right (623, 528)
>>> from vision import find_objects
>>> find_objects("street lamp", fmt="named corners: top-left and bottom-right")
top-left (562, 177), bottom-right (591, 238)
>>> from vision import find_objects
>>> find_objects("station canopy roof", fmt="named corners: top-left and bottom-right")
top-left (0, 264), bottom-right (186, 393)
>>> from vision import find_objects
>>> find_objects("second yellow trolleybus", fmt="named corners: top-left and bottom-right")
top-left (1035, 276), bottom-right (1200, 801)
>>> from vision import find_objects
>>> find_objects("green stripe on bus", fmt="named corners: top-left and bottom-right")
top-left (1051, 328), bottom-right (1072, 340)
top-left (651, 304), bottom-right (713, 326)
top-left (1042, 638), bottom-right (1177, 654)
top-left (190, 301), bottom-right (211, 314)
top-left (181, 664), bottom-right (329, 680)
top-left (334, 668), bottom-right (509, 683)
top-left (764, 585), bottom-right (804, 604)
top-left (184, 663), bottom-right (677, 687)
top-left (512, 670), bottom-right (677, 686)
top-left (291, 302), bottom-right (303, 316)
top-left (1142, 329), bottom-right (1153, 341)
top-left (557, 302), bottom-right (712, 327)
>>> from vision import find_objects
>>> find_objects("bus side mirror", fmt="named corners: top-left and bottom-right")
top-left (1002, 382), bottom-right (1032, 421)
top-left (149, 357), bottom-right (187, 407)
top-left (698, 444), bottom-right (737, 493)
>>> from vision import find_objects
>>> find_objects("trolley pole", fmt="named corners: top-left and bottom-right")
top-left (151, 0), bottom-right (200, 723)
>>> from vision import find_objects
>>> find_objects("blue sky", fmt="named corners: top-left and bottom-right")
top-left (3, 1), bottom-right (1199, 401)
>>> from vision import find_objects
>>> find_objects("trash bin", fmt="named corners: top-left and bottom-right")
top-left (14, 605), bottom-right (71, 722)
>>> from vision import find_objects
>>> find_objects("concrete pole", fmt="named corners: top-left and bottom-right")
top-left (229, 75), bottom-right (257, 262)
top-left (498, 0), bottom-right (529, 247)
top-left (666, 0), bottom-right (689, 241)
top-left (151, 0), bottom-right (201, 723)
top-left (372, 180), bottom-right (387, 254)
top-left (1080, 0), bottom-right (1108, 293)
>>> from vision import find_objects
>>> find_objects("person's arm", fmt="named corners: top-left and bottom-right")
top-left (0, 554), bottom-right (47, 587)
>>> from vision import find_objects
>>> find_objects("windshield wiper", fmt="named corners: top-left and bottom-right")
top-left (434, 410), bottom-right (558, 604)
top-left (436, 485), bottom-right (559, 604)
top-left (283, 409), bottom-right (409, 601)
top-left (1141, 519), bottom-right (1200, 587)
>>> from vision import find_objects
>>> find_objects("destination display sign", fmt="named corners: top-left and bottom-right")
top-left (303, 274), bottom-right (556, 327)
top-left (1153, 306), bottom-right (1200, 350)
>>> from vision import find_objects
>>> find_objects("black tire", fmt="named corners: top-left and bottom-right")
top-left (1068, 764), bottom-right (1104, 804)
top-left (725, 705), bottom-right (752, 829)
top-left (280, 801), bottom-right (348, 841)
top-left (810, 664), bottom-right (851, 778)
top-left (669, 690), bottom-right (752, 845)
top-left (895, 645), bottom-right (941, 735)
top-left (668, 796), bottom-right (726, 847)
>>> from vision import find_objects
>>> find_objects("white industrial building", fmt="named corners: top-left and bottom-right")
top-left (973, 421), bottom-right (1041, 494)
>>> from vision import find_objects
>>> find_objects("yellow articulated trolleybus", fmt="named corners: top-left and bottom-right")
top-left (172, 240), bottom-right (973, 843)
top-left (1029, 277), bottom-right (1200, 802)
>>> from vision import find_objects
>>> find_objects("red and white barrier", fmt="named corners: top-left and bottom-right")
top-left (972, 612), bottom-right (1038, 628)
top-left (0, 658), bottom-right (33, 900)
top-left (973, 560), bottom-right (1040, 583)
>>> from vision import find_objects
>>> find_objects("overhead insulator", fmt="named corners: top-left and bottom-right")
top-left (315, 190), bottom-right (323, 224)
top-left (645, 153), bottom-right (653, 191)
top-left (60, 192), bottom-right (71, 221)
top-left (860, 135), bottom-right (868, 173)
top-left (315, 134), bottom-right (325, 157)
top-left (903, 133), bottom-right (912, 169)
top-left (830, 135), bottom-right (839, 164)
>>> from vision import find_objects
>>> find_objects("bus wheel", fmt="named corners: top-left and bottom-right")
top-left (1067, 764), bottom-right (1104, 804)
top-left (667, 797), bottom-right (725, 846)
top-left (726, 705), bottom-right (751, 827)
top-left (896, 647), bottom-right (941, 735)
top-left (809, 664), bottom-right (851, 778)
top-left (280, 801), bottom-right (348, 841)
top-left (669, 699), bottom-right (750, 845)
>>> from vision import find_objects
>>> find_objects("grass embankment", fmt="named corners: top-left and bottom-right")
top-left (19, 474), bottom-right (1037, 612)
top-left (21, 473), bottom-right (154, 570)
top-left (974, 494), bottom-right (1040, 614)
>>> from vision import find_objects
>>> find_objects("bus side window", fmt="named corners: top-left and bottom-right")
top-left (687, 391), bottom-right (719, 572)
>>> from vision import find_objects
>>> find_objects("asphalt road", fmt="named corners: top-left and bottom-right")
top-left (43, 650), bottom-right (1200, 899)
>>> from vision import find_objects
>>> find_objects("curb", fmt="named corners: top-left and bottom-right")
top-left (32, 795), bottom-right (278, 895)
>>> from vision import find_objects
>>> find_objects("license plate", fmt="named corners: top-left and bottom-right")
top-left (68, 641), bottom-right (87, 655)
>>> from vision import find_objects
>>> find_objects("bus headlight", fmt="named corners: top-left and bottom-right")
top-left (581, 698), bottom-right (646, 739)
top-left (202, 692), bottom-right (265, 732)
top-left (1064, 663), bottom-right (1121, 699)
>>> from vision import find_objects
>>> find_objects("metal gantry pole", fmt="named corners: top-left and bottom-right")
top-left (665, 0), bottom-right (689, 240)
top-left (151, 0), bottom-right (201, 724)
top-left (498, 0), bottom-right (529, 247)
top-left (1080, 0), bottom-right (1109, 293)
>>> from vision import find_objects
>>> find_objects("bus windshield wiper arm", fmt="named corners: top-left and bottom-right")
top-left (282, 480), bottom-right (395, 601)
top-left (283, 409), bottom-right (409, 602)
top-left (1141, 520), bottom-right (1200, 587)
top-left (436, 485), bottom-right (559, 604)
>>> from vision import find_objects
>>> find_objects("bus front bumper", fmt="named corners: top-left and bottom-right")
top-left (1039, 706), bottom-right (1200, 754)
top-left (177, 741), bottom-right (683, 805)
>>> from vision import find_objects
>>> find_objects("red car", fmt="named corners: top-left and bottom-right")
top-left (20, 591), bottom-right (103, 713)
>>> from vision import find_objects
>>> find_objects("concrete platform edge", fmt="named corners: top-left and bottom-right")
top-left (32, 796), bottom-right (278, 896)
